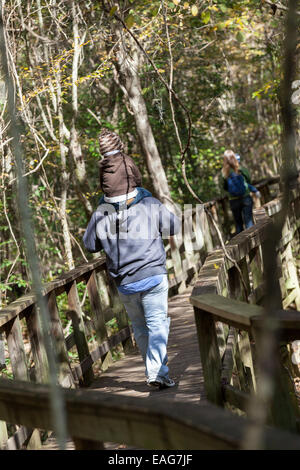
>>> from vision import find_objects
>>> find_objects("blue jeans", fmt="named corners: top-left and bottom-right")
top-left (118, 275), bottom-right (170, 382)
top-left (229, 195), bottom-right (254, 234)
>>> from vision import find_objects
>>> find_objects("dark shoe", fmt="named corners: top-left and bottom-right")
top-left (147, 380), bottom-right (162, 388)
top-left (147, 377), bottom-right (176, 389)
top-left (159, 377), bottom-right (176, 389)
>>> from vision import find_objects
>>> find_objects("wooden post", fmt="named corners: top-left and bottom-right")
top-left (249, 245), bottom-right (264, 294)
top-left (251, 324), bottom-right (299, 433)
top-left (228, 266), bottom-right (244, 301)
top-left (25, 306), bottom-right (49, 384)
top-left (86, 271), bottom-right (109, 344)
top-left (4, 316), bottom-right (42, 449)
top-left (208, 204), bottom-right (221, 247)
top-left (198, 206), bottom-right (214, 254)
top-left (170, 234), bottom-right (185, 293)
top-left (183, 207), bottom-right (197, 273)
top-left (47, 291), bottom-right (75, 388)
top-left (271, 361), bottom-right (300, 432)
top-left (0, 333), bottom-right (5, 370)
top-left (238, 331), bottom-right (256, 392)
top-left (67, 281), bottom-right (94, 386)
top-left (0, 332), bottom-right (7, 448)
top-left (86, 271), bottom-right (115, 368)
top-left (234, 340), bottom-right (248, 393)
top-left (4, 316), bottom-right (29, 381)
top-left (220, 198), bottom-right (231, 237)
top-left (0, 421), bottom-right (8, 450)
top-left (282, 242), bottom-right (300, 310)
top-left (290, 198), bottom-right (300, 254)
top-left (238, 257), bottom-right (251, 300)
top-left (72, 437), bottom-right (105, 450)
top-left (107, 275), bottom-right (135, 355)
top-left (95, 269), bottom-right (111, 323)
top-left (227, 259), bottom-right (255, 396)
top-left (260, 184), bottom-right (271, 204)
top-left (194, 306), bottom-right (223, 406)
top-left (190, 206), bottom-right (203, 270)
top-left (221, 327), bottom-right (237, 387)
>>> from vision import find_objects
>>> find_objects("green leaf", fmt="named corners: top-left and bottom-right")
top-left (141, 87), bottom-right (151, 95)
top-left (135, 14), bottom-right (142, 25)
top-left (219, 4), bottom-right (227, 13)
top-left (151, 7), bottom-right (159, 17)
top-left (217, 22), bottom-right (225, 30)
top-left (201, 11), bottom-right (210, 24)
top-left (236, 31), bottom-right (244, 42)
top-left (125, 14), bottom-right (135, 29)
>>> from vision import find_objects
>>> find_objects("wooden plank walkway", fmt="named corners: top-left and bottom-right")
top-left (90, 286), bottom-right (206, 403)
top-left (42, 285), bottom-right (207, 450)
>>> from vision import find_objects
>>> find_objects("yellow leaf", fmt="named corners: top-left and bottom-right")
top-left (202, 11), bottom-right (211, 24)
top-left (183, 2), bottom-right (189, 9)
top-left (109, 6), bottom-right (118, 16)
top-left (214, 264), bottom-right (220, 269)
top-left (191, 5), bottom-right (198, 16)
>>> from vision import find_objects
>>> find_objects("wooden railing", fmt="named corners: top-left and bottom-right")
top-left (0, 255), bottom-right (144, 448)
top-left (190, 184), bottom-right (300, 433)
top-left (164, 174), bottom-right (281, 294)
top-left (1, 378), bottom-right (300, 450)
top-left (0, 175), bottom-right (289, 449)
top-left (202, 174), bottom-right (281, 246)
top-left (0, 208), bottom-right (211, 449)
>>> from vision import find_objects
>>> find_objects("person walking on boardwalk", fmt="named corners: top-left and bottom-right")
top-left (221, 149), bottom-right (260, 235)
top-left (83, 129), bottom-right (179, 389)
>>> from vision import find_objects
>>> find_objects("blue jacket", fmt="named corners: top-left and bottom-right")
top-left (83, 188), bottom-right (181, 286)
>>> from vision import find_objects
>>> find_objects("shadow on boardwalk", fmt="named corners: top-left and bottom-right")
top-left (91, 286), bottom-right (206, 404)
top-left (42, 286), bottom-right (207, 450)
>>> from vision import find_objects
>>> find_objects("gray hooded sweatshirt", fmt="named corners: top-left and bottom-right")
top-left (83, 190), bottom-right (180, 286)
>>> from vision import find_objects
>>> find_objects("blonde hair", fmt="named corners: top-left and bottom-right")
top-left (222, 150), bottom-right (239, 178)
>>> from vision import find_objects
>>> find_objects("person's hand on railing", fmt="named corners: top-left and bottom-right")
top-left (255, 190), bottom-right (261, 199)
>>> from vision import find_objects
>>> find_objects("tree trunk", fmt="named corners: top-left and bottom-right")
top-left (113, 30), bottom-right (174, 210)
top-left (56, 68), bottom-right (74, 271)
top-left (69, 1), bottom-right (93, 218)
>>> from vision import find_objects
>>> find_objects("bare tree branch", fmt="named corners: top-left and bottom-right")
top-left (0, 1), bottom-right (68, 450)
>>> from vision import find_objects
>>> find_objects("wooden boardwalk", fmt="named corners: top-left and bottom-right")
top-left (91, 286), bottom-right (206, 403)
top-left (3, 180), bottom-right (299, 450)
top-left (42, 285), bottom-right (207, 450)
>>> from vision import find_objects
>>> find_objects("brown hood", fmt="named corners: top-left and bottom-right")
top-left (99, 153), bottom-right (124, 174)
top-left (99, 153), bottom-right (142, 197)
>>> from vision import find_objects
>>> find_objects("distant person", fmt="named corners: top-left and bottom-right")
top-left (221, 149), bottom-right (260, 234)
top-left (83, 129), bottom-right (179, 389)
